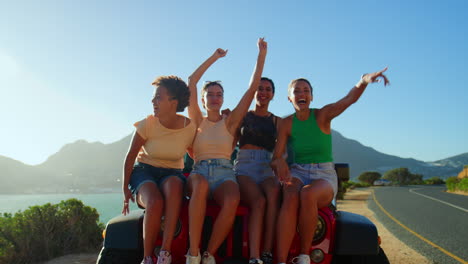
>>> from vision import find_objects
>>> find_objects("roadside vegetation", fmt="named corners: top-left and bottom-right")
top-left (445, 177), bottom-right (468, 193)
top-left (338, 168), bottom-right (449, 199)
top-left (0, 199), bottom-right (104, 264)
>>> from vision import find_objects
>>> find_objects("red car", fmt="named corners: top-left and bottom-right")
top-left (97, 163), bottom-right (389, 264)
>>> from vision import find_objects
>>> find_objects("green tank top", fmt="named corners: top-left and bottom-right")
top-left (289, 109), bottom-right (333, 163)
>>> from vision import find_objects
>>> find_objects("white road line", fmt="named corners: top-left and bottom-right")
top-left (409, 188), bottom-right (468, 213)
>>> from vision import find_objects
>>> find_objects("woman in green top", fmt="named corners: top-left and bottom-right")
top-left (270, 68), bottom-right (389, 264)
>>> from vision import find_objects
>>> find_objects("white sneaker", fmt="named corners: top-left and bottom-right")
top-left (202, 251), bottom-right (216, 264)
top-left (157, 250), bottom-right (172, 264)
top-left (291, 254), bottom-right (310, 264)
top-left (186, 251), bottom-right (201, 264)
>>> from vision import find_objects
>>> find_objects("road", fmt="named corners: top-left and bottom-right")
top-left (369, 185), bottom-right (468, 264)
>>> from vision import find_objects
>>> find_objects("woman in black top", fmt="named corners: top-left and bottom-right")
top-left (234, 77), bottom-right (281, 264)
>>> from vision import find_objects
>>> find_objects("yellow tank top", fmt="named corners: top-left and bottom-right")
top-left (135, 115), bottom-right (196, 169)
top-left (193, 116), bottom-right (234, 162)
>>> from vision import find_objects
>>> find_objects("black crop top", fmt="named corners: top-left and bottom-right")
top-left (238, 111), bottom-right (277, 152)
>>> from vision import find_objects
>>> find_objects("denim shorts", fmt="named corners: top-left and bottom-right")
top-left (290, 162), bottom-right (338, 197)
top-left (190, 158), bottom-right (237, 192)
top-left (129, 162), bottom-right (186, 195)
top-left (234, 149), bottom-right (276, 184)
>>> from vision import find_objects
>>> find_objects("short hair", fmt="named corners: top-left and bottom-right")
top-left (201, 81), bottom-right (224, 99)
top-left (152, 75), bottom-right (190, 112)
top-left (288, 78), bottom-right (313, 95)
top-left (261, 77), bottom-right (275, 94)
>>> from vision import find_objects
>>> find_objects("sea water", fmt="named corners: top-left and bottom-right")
top-left (0, 193), bottom-right (142, 224)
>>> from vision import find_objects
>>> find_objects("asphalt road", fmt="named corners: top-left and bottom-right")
top-left (368, 185), bottom-right (468, 264)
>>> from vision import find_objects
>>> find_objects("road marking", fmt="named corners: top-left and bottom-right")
top-left (372, 190), bottom-right (468, 264)
top-left (409, 188), bottom-right (468, 213)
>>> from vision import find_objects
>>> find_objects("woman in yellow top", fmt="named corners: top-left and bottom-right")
top-left (185, 38), bottom-right (267, 264)
top-left (122, 76), bottom-right (196, 264)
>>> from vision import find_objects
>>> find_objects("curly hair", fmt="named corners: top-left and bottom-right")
top-left (288, 78), bottom-right (313, 95)
top-left (152, 75), bottom-right (190, 112)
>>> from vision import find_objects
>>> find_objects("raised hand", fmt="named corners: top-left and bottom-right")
top-left (213, 48), bottom-right (228, 59)
top-left (362, 67), bottom-right (390, 86)
top-left (258, 37), bottom-right (267, 54)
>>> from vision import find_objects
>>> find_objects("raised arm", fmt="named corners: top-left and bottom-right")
top-left (318, 67), bottom-right (390, 127)
top-left (270, 116), bottom-right (292, 183)
top-left (122, 130), bottom-right (145, 215)
top-left (226, 38), bottom-right (267, 135)
top-left (187, 48), bottom-right (227, 126)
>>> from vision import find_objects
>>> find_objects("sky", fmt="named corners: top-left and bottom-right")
top-left (0, 0), bottom-right (467, 165)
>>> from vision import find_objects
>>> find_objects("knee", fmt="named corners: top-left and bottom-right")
top-left (145, 195), bottom-right (164, 212)
top-left (266, 186), bottom-right (280, 204)
top-left (282, 192), bottom-right (299, 210)
top-left (192, 177), bottom-right (209, 196)
top-left (252, 195), bottom-right (266, 211)
top-left (300, 188), bottom-right (318, 206)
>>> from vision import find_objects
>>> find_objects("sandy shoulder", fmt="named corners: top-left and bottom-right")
top-left (337, 187), bottom-right (431, 264)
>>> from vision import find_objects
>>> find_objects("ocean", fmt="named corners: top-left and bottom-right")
top-left (0, 193), bottom-right (142, 224)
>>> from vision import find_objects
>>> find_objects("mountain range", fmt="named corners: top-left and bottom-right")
top-left (1, 131), bottom-right (466, 194)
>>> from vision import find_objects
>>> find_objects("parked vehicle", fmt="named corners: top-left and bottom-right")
top-left (373, 179), bottom-right (391, 186)
top-left (97, 163), bottom-right (389, 264)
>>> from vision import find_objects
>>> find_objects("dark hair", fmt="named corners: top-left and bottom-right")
top-left (152, 75), bottom-right (190, 112)
top-left (201, 81), bottom-right (224, 99)
top-left (261, 77), bottom-right (275, 94)
top-left (288, 78), bottom-right (313, 95)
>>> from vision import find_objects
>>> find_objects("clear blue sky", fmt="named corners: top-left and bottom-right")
top-left (1, 0), bottom-right (467, 165)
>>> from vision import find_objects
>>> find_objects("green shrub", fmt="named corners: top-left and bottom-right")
top-left (455, 178), bottom-right (468, 192)
top-left (424, 177), bottom-right (445, 185)
top-left (358, 171), bottom-right (382, 185)
top-left (0, 199), bottom-right (104, 264)
top-left (445, 176), bottom-right (460, 191)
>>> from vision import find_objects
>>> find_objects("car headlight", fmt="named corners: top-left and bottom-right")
top-left (159, 216), bottom-right (182, 238)
top-left (313, 215), bottom-right (326, 243)
top-left (296, 214), bottom-right (327, 243)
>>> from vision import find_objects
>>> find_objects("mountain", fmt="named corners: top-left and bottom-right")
top-left (331, 131), bottom-right (465, 179)
top-left (0, 132), bottom-right (465, 193)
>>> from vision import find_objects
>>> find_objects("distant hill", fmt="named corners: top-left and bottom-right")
top-left (0, 131), bottom-right (465, 193)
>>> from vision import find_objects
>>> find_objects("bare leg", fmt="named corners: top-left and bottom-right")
top-left (160, 176), bottom-right (184, 252)
top-left (237, 175), bottom-right (266, 259)
top-left (138, 182), bottom-right (164, 257)
top-left (298, 180), bottom-right (334, 254)
top-left (276, 178), bottom-right (302, 263)
top-left (187, 174), bottom-right (209, 257)
top-left (207, 181), bottom-right (240, 254)
top-left (260, 177), bottom-right (280, 253)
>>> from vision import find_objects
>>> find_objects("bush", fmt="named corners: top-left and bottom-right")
top-left (458, 178), bottom-right (468, 192)
top-left (358, 171), bottom-right (382, 185)
top-left (424, 177), bottom-right (445, 185)
top-left (0, 199), bottom-right (104, 264)
top-left (445, 176), bottom-right (459, 192)
top-left (383, 168), bottom-right (424, 185)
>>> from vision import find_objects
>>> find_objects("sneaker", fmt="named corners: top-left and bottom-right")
top-left (157, 250), bottom-right (172, 264)
top-left (260, 252), bottom-right (273, 264)
top-left (202, 251), bottom-right (216, 264)
top-left (291, 254), bottom-right (310, 264)
top-left (249, 258), bottom-right (263, 264)
top-left (186, 251), bottom-right (201, 264)
top-left (141, 256), bottom-right (155, 264)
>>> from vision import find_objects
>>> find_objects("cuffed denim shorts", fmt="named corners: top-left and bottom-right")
top-left (234, 149), bottom-right (277, 184)
top-left (290, 162), bottom-right (338, 197)
top-left (129, 162), bottom-right (186, 195)
top-left (190, 158), bottom-right (237, 192)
